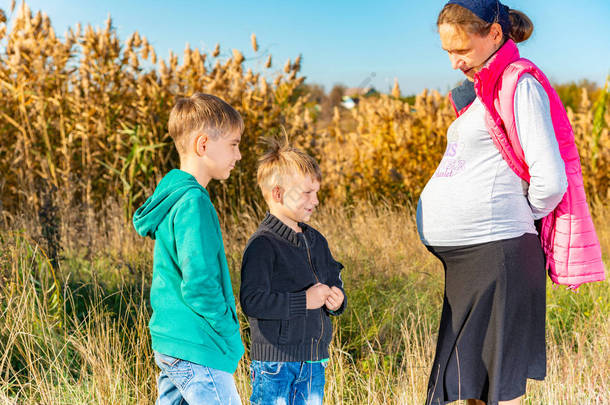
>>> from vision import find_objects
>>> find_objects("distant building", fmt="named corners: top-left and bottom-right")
top-left (341, 97), bottom-right (357, 109)
top-left (341, 87), bottom-right (379, 109)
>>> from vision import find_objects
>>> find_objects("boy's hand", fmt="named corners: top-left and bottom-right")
top-left (324, 286), bottom-right (344, 311)
top-left (306, 283), bottom-right (331, 309)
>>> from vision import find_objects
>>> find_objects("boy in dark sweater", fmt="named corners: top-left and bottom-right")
top-left (240, 139), bottom-right (347, 405)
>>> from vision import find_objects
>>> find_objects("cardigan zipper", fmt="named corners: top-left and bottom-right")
top-left (302, 232), bottom-right (323, 359)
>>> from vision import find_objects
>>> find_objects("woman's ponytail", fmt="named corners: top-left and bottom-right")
top-left (508, 9), bottom-right (533, 43)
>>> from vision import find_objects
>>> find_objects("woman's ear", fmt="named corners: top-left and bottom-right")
top-left (490, 22), bottom-right (503, 45)
top-left (271, 185), bottom-right (283, 203)
top-left (194, 132), bottom-right (208, 157)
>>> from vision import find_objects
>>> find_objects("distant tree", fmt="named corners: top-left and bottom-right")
top-left (310, 84), bottom-right (345, 122)
top-left (328, 84), bottom-right (347, 109)
top-left (401, 95), bottom-right (416, 105)
top-left (302, 83), bottom-right (326, 105)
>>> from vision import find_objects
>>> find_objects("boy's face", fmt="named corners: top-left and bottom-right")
top-left (200, 130), bottom-right (242, 180)
top-left (277, 174), bottom-right (320, 224)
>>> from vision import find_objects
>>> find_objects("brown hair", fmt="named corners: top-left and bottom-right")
top-left (167, 93), bottom-right (244, 155)
top-left (257, 136), bottom-right (322, 198)
top-left (437, 3), bottom-right (533, 43)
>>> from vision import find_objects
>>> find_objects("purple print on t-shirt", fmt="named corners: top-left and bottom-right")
top-left (445, 142), bottom-right (459, 157)
top-left (434, 141), bottom-right (466, 177)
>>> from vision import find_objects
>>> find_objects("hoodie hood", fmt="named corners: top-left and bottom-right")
top-left (133, 169), bottom-right (206, 239)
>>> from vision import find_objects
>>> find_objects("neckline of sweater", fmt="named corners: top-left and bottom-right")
top-left (260, 212), bottom-right (309, 248)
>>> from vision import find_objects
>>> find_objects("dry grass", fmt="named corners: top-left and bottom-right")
top-left (1, 202), bottom-right (608, 404)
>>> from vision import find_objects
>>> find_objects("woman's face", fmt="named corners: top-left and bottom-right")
top-left (439, 23), bottom-right (503, 81)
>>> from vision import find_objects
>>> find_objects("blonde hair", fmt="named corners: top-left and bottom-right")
top-left (437, 3), bottom-right (533, 43)
top-left (167, 93), bottom-right (244, 154)
top-left (257, 137), bottom-right (322, 198)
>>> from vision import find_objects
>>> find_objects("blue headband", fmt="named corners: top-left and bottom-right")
top-left (446, 0), bottom-right (511, 35)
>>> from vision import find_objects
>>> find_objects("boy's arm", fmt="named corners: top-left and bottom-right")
top-left (174, 195), bottom-right (238, 337)
top-left (324, 241), bottom-right (347, 316)
top-left (240, 236), bottom-right (307, 320)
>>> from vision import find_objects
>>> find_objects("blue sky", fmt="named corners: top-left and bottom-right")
top-left (4, 1), bottom-right (610, 94)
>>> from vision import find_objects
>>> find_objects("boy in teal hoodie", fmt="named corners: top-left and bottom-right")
top-left (133, 93), bottom-right (244, 405)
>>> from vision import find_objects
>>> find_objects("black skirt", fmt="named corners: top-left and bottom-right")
top-left (426, 233), bottom-right (546, 405)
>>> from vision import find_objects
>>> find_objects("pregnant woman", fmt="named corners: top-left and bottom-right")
top-left (416, 1), bottom-right (605, 404)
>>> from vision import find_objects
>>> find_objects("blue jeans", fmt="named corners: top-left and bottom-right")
top-left (154, 351), bottom-right (241, 405)
top-left (249, 360), bottom-right (327, 405)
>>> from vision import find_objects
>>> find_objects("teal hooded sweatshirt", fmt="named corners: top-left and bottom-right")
top-left (133, 169), bottom-right (244, 373)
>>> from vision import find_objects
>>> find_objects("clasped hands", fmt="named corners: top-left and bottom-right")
top-left (306, 283), bottom-right (344, 311)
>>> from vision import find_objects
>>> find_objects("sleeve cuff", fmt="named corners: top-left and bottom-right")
top-left (288, 292), bottom-right (307, 318)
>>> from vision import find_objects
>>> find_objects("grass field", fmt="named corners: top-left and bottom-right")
top-left (1, 202), bottom-right (608, 404)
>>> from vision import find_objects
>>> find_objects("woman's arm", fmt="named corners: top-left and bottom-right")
top-left (514, 74), bottom-right (568, 220)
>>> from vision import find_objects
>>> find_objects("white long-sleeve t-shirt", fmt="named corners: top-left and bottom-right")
top-left (416, 74), bottom-right (567, 246)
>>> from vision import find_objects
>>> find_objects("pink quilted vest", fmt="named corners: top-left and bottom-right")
top-left (450, 40), bottom-right (606, 289)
